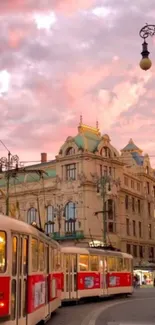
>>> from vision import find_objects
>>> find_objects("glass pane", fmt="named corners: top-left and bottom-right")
top-left (11, 279), bottom-right (16, 320)
top-left (23, 238), bottom-right (28, 275)
top-left (53, 249), bottom-right (61, 271)
top-left (90, 255), bottom-right (99, 271)
top-left (31, 238), bottom-right (38, 272)
top-left (108, 257), bottom-right (116, 271)
top-left (51, 248), bottom-right (54, 272)
top-left (117, 258), bottom-right (123, 271)
top-left (23, 279), bottom-right (27, 317)
top-left (39, 242), bottom-right (45, 271)
top-left (79, 255), bottom-right (89, 271)
top-left (72, 254), bottom-right (77, 272)
top-left (12, 237), bottom-right (17, 276)
top-left (18, 279), bottom-right (21, 318)
top-left (0, 231), bottom-right (6, 273)
top-left (19, 237), bottom-right (22, 275)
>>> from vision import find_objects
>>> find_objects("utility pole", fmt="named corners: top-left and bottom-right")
top-left (95, 175), bottom-right (111, 246)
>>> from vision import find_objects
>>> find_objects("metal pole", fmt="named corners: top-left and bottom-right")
top-left (103, 187), bottom-right (107, 245)
top-left (6, 151), bottom-right (11, 215)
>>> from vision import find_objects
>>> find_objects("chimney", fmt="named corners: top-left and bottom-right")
top-left (41, 152), bottom-right (47, 163)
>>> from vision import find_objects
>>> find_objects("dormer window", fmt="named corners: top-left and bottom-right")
top-left (66, 147), bottom-right (75, 156)
top-left (100, 146), bottom-right (111, 158)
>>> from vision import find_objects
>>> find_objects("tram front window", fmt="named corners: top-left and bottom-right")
top-left (0, 231), bottom-right (6, 272)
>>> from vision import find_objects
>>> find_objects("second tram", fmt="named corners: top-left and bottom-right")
top-left (61, 246), bottom-right (133, 301)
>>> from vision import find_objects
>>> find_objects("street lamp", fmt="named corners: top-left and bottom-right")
top-left (139, 24), bottom-right (155, 70)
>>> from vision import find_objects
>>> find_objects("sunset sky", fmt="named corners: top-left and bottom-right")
top-left (0, 0), bottom-right (155, 165)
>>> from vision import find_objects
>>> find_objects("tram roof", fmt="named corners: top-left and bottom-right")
top-left (0, 214), bottom-right (59, 248)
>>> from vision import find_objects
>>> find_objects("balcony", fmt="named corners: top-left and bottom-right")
top-left (51, 230), bottom-right (85, 241)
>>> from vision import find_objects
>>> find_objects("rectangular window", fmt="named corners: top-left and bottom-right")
top-left (125, 195), bottom-right (128, 209)
top-left (133, 245), bottom-right (137, 257)
top-left (126, 244), bottom-right (131, 254)
top-left (123, 258), bottom-right (130, 271)
top-left (0, 231), bottom-right (6, 273)
top-left (53, 249), bottom-right (61, 272)
top-left (124, 176), bottom-right (128, 186)
top-left (133, 220), bottom-right (136, 236)
top-left (117, 258), bottom-right (123, 271)
top-left (139, 246), bottom-right (143, 258)
top-left (108, 257), bottom-right (116, 271)
top-left (104, 166), bottom-right (108, 176)
top-left (139, 221), bottom-right (142, 238)
top-left (138, 200), bottom-right (141, 214)
top-left (39, 242), bottom-right (45, 271)
top-left (126, 218), bottom-right (130, 236)
top-left (11, 279), bottom-right (16, 320)
top-left (79, 255), bottom-right (89, 271)
top-left (23, 238), bottom-right (28, 275)
top-left (131, 180), bottom-right (134, 189)
top-left (109, 167), bottom-right (112, 176)
top-left (12, 236), bottom-right (18, 276)
top-left (31, 238), bottom-right (38, 272)
top-left (148, 224), bottom-right (152, 239)
top-left (100, 165), bottom-right (103, 177)
top-left (108, 222), bottom-right (115, 233)
top-left (149, 247), bottom-right (154, 259)
top-left (132, 197), bottom-right (135, 212)
top-left (148, 202), bottom-right (151, 216)
top-left (90, 255), bottom-right (99, 271)
top-left (23, 279), bottom-right (27, 317)
top-left (66, 164), bottom-right (76, 180)
top-left (137, 182), bottom-right (140, 191)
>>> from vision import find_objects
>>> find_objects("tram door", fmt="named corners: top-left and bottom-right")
top-left (99, 256), bottom-right (108, 296)
top-left (11, 234), bottom-right (28, 325)
top-left (63, 254), bottom-right (77, 300)
top-left (44, 244), bottom-right (50, 319)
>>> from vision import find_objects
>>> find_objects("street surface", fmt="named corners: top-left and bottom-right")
top-left (48, 288), bottom-right (155, 325)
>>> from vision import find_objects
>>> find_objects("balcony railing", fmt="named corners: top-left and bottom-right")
top-left (50, 230), bottom-right (84, 241)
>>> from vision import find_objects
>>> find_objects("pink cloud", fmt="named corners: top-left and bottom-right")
top-left (1, 0), bottom-right (155, 166)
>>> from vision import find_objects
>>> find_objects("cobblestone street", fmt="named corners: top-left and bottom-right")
top-left (47, 289), bottom-right (155, 325)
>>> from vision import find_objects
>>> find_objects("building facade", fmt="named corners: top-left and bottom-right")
top-left (0, 120), bottom-right (155, 268)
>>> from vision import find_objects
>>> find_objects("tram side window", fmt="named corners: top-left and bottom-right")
top-left (39, 241), bottom-right (45, 271)
top-left (53, 249), bottom-right (61, 271)
top-left (12, 236), bottom-right (18, 276)
top-left (0, 231), bottom-right (6, 273)
top-left (79, 255), bottom-right (89, 271)
top-left (23, 238), bottom-right (28, 275)
top-left (31, 238), bottom-right (38, 272)
top-left (90, 255), bottom-right (99, 271)
top-left (51, 248), bottom-right (54, 272)
top-left (108, 257), bottom-right (116, 272)
top-left (124, 258), bottom-right (130, 271)
top-left (117, 257), bottom-right (123, 272)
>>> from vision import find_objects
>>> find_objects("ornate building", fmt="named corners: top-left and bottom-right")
top-left (0, 119), bottom-right (155, 267)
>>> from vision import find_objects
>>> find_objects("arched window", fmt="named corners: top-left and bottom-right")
top-left (45, 205), bottom-right (55, 234)
top-left (65, 202), bottom-right (76, 233)
top-left (27, 207), bottom-right (37, 225)
top-left (104, 199), bottom-right (115, 233)
top-left (66, 147), bottom-right (75, 155)
top-left (100, 147), bottom-right (111, 158)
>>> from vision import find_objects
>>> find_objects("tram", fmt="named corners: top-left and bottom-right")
top-left (0, 215), bottom-right (62, 325)
top-left (61, 246), bottom-right (133, 301)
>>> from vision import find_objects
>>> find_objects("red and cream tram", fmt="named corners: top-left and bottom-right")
top-left (0, 214), bottom-right (62, 325)
top-left (61, 246), bottom-right (133, 301)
